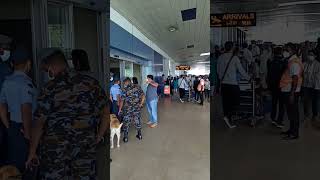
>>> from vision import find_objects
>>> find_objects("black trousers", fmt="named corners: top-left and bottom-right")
top-left (0, 121), bottom-right (7, 166)
top-left (199, 91), bottom-right (204, 105)
top-left (194, 89), bottom-right (199, 101)
top-left (270, 88), bottom-right (285, 123)
top-left (283, 92), bottom-right (300, 136)
top-left (205, 89), bottom-right (210, 100)
top-left (313, 89), bottom-right (320, 117)
top-left (303, 87), bottom-right (320, 118)
top-left (179, 88), bottom-right (185, 99)
top-left (221, 84), bottom-right (240, 119)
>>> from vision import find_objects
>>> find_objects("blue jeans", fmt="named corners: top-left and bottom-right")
top-left (147, 99), bottom-right (158, 124)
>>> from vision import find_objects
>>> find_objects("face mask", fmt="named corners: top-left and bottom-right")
top-left (0, 50), bottom-right (10, 62)
top-left (283, 51), bottom-right (290, 58)
top-left (47, 67), bottom-right (55, 81)
top-left (308, 55), bottom-right (315, 61)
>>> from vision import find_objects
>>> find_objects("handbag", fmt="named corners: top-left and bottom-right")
top-left (219, 55), bottom-right (234, 93)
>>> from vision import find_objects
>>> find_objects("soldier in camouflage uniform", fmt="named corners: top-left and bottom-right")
top-left (119, 77), bottom-right (145, 143)
top-left (26, 49), bottom-right (109, 180)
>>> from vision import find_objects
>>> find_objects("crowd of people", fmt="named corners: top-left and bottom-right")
top-left (212, 38), bottom-right (320, 140)
top-left (154, 74), bottom-right (211, 105)
top-left (108, 72), bottom-right (211, 142)
top-left (0, 34), bottom-right (109, 179)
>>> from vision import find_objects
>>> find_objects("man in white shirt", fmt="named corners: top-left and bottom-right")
top-left (178, 75), bottom-right (188, 103)
top-left (251, 40), bottom-right (261, 59)
top-left (217, 41), bottom-right (250, 128)
top-left (242, 43), bottom-right (254, 66)
top-left (280, 43), bottom-right (303, 140)
top-left (259, 45), bottom-right (272, 89)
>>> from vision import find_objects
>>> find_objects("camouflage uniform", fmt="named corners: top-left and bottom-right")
top-left (34, 73), bottom-right (107, 180)
top-left (121, 84), bottom-right (144, 134)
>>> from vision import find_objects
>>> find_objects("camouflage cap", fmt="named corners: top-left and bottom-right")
top-left (38, 47), bottom-right (62, 64)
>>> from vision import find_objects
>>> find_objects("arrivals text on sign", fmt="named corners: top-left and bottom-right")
top-left (176, 65), bottom-right (191, 70)
top-left (210, 12), bottom-right (256, 27)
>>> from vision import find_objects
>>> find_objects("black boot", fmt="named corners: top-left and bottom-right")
top-left (123, 131), bottom-right (128, 143)
top-left (136, 129), bottom-right (142, 140)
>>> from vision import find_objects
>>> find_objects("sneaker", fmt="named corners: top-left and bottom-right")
top-left (180, 98), bottom-right (184, 103)
top-left (223, 117), bottom-right (236, 129)
top-left (146, 121), bottom-right (153, 125)
top-left (276, 122), bottom-right (284, 128)
top-left (149, 123), bottom-right (158, 128)
top-left (271, 120), bottom-right (277, 125)
top-left (282, 134), bottom-right (299, 140)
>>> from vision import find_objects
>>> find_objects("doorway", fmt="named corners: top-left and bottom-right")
top-left (133, 63), bottom-right (142, 85)
top-left (110, 57), bottom-right (120, 80)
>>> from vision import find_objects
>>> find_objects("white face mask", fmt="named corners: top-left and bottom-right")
top-left (308, 55), bottom-right (315, 61)
top-left (47, 67), bottom-right (55, 81)
top-left (283, 51), bottom-right (290, 58)
top-left (0, 50), bottom-right (10, 62)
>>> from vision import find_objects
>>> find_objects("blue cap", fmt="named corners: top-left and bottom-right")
top-left (11, 48), bottom-right (30, 64)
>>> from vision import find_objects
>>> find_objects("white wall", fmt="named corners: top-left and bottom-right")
top-left (188, 63), bottom-right (210, 75)
top-left (248, 21), bottom-right (306, 44)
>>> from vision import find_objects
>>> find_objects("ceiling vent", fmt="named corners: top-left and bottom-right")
top-left (181, 8), bottom-right (197, 21)
top-left (187, 45), bottom-right (194, 48)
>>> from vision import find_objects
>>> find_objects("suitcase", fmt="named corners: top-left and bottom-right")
top-left (164, 85), bottom-right (170, 95)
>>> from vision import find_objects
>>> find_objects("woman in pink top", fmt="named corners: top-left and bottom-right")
top-left (198, 76), bottom-right (206, 105)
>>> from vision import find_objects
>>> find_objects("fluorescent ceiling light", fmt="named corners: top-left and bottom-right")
top-left (197, 61), bottom-right (210, 64)
top-left (200, 52), bottom-right (210, 56)
top-left (278, 1), bottom-right (320, 7)
top-left (168, 26), bottom-right (177, 32)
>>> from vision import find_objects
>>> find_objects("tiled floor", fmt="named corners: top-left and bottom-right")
top-left (110, 96), bottom-right (210, 180)
top-left (212, 95), bottom-right (320, 180)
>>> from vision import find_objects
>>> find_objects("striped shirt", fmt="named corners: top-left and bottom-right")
top-left (313, 61), bottom-right (320, 90)
top-left (303, 61), bottom-right (316, 88)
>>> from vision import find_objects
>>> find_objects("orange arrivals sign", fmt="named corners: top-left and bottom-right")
top-left (211, 12), bottom-right (256, 27)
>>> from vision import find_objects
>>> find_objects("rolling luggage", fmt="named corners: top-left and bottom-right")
top-left (164, 85), bottom-right (170, 95)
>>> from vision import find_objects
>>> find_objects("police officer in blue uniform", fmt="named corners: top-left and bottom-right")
top-left (110, 78), bottom-right (122, 117)
top-left (0, 34), bottom-right (13, 166)
top-left (0, 47), bottom-right (37, 172)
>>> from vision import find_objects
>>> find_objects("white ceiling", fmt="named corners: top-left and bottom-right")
top-left (111, 0), bottom-right (210, 64)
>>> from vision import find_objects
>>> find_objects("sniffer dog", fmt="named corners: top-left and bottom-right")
top-left (110, 114), bottom-right (123, 149)
top-left (0, 165), bottom-right (21, 180)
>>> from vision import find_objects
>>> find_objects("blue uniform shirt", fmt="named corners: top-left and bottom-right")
top-left (110, 84), bottom-right (121, 101)
top-left (0, 62), bottom-right (12, 88)
top-left (0, 71), bottom-right (38, 123)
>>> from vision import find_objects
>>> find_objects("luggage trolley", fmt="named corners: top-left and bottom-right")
top-left (232, 79), bottom-right (264, 127)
